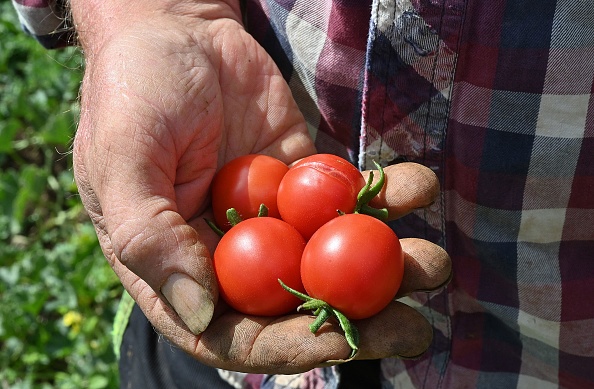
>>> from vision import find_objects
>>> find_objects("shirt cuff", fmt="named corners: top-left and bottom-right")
top-left (12, 0), bottom-right (75, 49)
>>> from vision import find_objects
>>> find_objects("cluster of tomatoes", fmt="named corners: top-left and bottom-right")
top-left (209, 154), bottom-right (404, 352)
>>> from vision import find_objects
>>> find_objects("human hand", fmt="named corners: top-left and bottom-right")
top-left (70, 0), bottom-right (451, 374)
top-left (71, 0), bottom-right (314, 330)
top-left (168, 162), bottom-right (450, 373)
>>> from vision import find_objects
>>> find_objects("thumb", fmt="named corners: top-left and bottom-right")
top-left (73, 137), bottom-right (217, 336)
top-left (116, 209), bottom-right (217, 335)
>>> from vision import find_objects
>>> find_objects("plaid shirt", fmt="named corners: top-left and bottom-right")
top-left (16, 0), bottom-right (594, 387)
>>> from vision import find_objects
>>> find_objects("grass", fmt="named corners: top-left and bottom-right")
top-left (1, 3), bottom-right (122, 388)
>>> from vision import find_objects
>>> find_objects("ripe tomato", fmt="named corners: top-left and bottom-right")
top-left (213, 217), bottom-right (306, 316)
top-left (211, 154), bottom-right (288, 231)
top-left (300, 213), bottom-right (404, 320)
top-left (277, 154), bottom-right (366, 240)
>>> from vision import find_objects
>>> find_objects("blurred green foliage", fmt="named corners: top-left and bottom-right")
top-left (1, 3), bottom-right (122, 388)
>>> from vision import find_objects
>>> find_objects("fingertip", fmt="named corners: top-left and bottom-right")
top-left (397, 238), bottom-right (452, 296)
top-left (355, 302), bottom-right (433, 360)
top-left (366, 162), bottom-right (440, 220)
top-left (393, 310), bottom-right (433, 358)
top-left (161, 273), bottom-right (215, 334)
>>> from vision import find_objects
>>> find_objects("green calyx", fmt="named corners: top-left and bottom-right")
top-left (354, 160), bottom-right (388, 221)
top-left (278, 279), bottom-right (360, 358)
top-left (227, 203), bottom-right (269, 226)
top-left (205, 204), bottom-right (269, 237)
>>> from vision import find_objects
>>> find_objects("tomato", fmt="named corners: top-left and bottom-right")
top-left (211, 154), bottom-right (288, 231)
top-left (213, 217), bottom-right (306, 316)
top-left (277, 154), bottom-right (366, 240)
top-left (300, 213), bottom-right (404, 320)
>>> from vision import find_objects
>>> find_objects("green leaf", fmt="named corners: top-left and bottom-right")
top-left (0, 118), bottom-right (20, 152)
top-left (0, 3), bottom-right (116, 387)
top-left (331, 308), bottom-right (360, 354)
top-left (88, 375), bottom-right (110, 389)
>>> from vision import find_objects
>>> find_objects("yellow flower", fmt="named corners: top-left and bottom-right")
top-left (62, 311), bottom-right (82, 334)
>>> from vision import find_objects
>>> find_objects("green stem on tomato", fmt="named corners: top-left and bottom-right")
top-left (358, 203), bottom-right (389, 221)
top-left (309, 307), bottom-right (332, 333)
top-left (368, 160), bottom-right (386, 199)
top-left (211, 204), bottom-right (269, 235)
top-left (356, 170), bottom-right (375, 206)
top-left (354, 160), bottom-right (388, 221)
top-left (278, 279), bottom-right (359, 355)
top-left (257, 203), bottom-right (269, 217)
top-left (204, 218), bottom-right (225, 237)
top-left (331, 308), bottom-right (360, 356)
top-left (226, 208), bottom-right (243, 226)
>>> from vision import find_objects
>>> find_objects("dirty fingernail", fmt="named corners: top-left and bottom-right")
top-left (161, 273), bottom-right (214, 334)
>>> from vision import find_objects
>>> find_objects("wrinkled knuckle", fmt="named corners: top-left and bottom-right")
top-left (113, 222), bottom-right (152, 270)
top-left (72, 129), bottom-right (93, 179)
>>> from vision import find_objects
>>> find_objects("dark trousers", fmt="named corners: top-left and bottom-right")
top-left (119, 304), bottom-right (381, 389)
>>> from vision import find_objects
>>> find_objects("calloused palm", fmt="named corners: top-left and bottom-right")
top-left (72, 6), bottom-right (450, 374)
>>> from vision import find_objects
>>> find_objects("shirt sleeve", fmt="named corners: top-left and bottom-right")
top-left (11, 0), bottom-right (74, 49)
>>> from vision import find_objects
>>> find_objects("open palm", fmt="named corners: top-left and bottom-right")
top-left (72, 7), bottom-right (450, 374)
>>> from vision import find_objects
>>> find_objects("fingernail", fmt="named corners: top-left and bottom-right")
top-left (318, 354), bottom-right (357, 367)
top-left (414, 268), bottom-right (453, 294)
top-left (161, 273), bottom-right (214, 334)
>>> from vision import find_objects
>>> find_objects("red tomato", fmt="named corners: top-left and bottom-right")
top-left (213, 217), bottom-right (306, 316)
top-left (211, 154), bottom-right (288, 231)
top-left (277, 154), bottom-right (366, 240)
top-left (300, 214), bottom-right (404, 320)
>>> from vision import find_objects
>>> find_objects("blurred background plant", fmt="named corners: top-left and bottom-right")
top-left (1, 3), bottom-right (122, 388)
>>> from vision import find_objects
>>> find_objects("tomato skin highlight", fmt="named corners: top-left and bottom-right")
top-left (300, 214), bottom-right (404, 320)
top-left (211, 154), bottom-right (288, 231)
top-left (277, 154), bottom-right (366, 240)
top-left (213, 217), bottom-right (306, 316)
